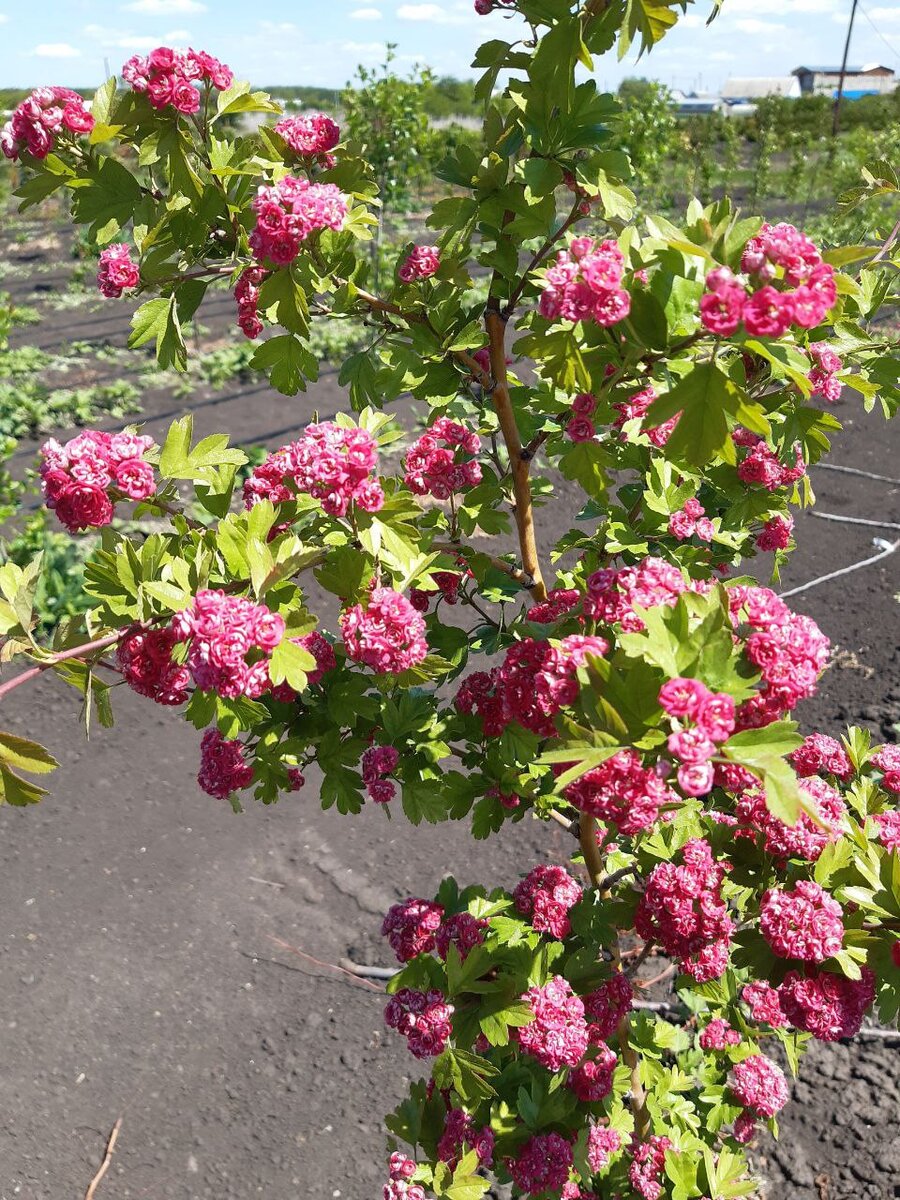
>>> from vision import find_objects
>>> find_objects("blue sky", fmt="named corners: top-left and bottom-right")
top-left (1, 0), bottom-right (898, 93)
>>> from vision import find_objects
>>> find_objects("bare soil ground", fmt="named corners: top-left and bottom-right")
top-left (0, 218), bottom-right (898, 1200)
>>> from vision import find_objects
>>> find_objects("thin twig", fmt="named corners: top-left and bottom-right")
top-left (84, 1116), bottom-right (123, 1200)
top-left (780, 538), bottom-right (899, 598)
top-left (432, 544), bottom-right (534, 589)
top-left (597, 864), bottom-right (638, 892)
top-left (810, 511), bottom-right (900, 532)
top-left (265, 935), bottom-right (383, 992)
top-left (548, 809), bottom-right (576, 834)
top-left (636, 962), bottom-right (678, 991)
top-left (625, 940), bottom-right (656, 979)
top-left (0, 630), bottom-right (124, 702)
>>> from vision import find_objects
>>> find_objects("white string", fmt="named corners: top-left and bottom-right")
top-left (811, 511), bottom-right (900, 531)
top-left (780, 538), bottom-right (899, 599)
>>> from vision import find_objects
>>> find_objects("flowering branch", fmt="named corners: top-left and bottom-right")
top-left (0, 630), bottom-right (125, 703)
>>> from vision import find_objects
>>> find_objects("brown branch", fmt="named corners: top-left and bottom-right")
top-left (433, 541), bottom-right (534, 589)
top-left (84, 1116), bottom-right (123, 1200)
top-left (505, 199), bottom-right (583, 315)
top-left (266, 935), bottom-right (384, 993)
top-left (868, 212), bottom-right (900, 266)
top-left (486, 309), bottom-right (547, 600)
top-left (0, 631), bottom-right (125, 703)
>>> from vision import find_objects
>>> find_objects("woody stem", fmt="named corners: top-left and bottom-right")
top-left (579, 813), bottom-right (650, 1139)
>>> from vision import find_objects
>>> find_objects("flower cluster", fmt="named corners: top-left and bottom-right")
top-left (1, 87), bottom-right (93, 161)
top-left (518, 975), bottom-right (589, 1071)
top-left (197, 729), bottom-right (254, 799)
top-left (383, 1153), bottom-right (424, 1200)
top-left (873, 744), bottom-right (900, 794)
top-left (382, 897), bottom-right (443, 962)
top-left (629, 1135), bottom-right (672, 1200)
top-left (250, 177), bottom-right (348, 265)
top-left (97, 244), bottom-right (141, 299)
top-left (569, 1040), bottom-right (617, 1102)
top-left (540, 237), bottom-right (631, 327)
top-left (808, 341), bottom-right (843, 402)
top-left (526, 587), bottom-right (581, 625)
top-left (730, 1054), bottom-right (789, 1119)
top-left (587, 1125), bottom-right (621, 1172)
top-left (40, 430), bottom-right (156, 532)
top-left (728, 584), bottom-right (830, 726)
top-left (435, 912), bottom-right (488, 961)
top-left (760, 880), bottom-right (844, 963)
top-left (735, 777), bottom-right (846, 863)
top-left (122, 46), bottom-right (233, 113)
top-left (410, 570), bottom-right (464, 612)
top-left (512, 865), bottom-right (583, 939)
top-left (779, 966), bottom-right (875, 1041)
top-left (362, 745), bottom-right (400, 804)
top-left (437, 1108), bottom-right (494, 1168)
top-left (876, 811), bottom-right (900, 853)
top-left (457, 634), bottom-right (608, 739)
top-left (384, 988), bottom-right (454, 1059)
top-left (565, 392), bottom-right (598, 443)
top-left (582, 974), bottom-right (634, 1039)
top-left (403, 417), bottom-right (481, 499)
top-left (398, 245), bottom-right (440, 283)
top-left (564, 749), bottom-right (679, 835)
top-left (117, 624), bottom-right (191, 706)
top-left (584, 557), bottom-right (692, 631)
top-left (699, 1017), bottom-right (741, 1050)
top-left (756, 513), bottom-right (794, 552)
top-left (660, 677), bottom-right (735, 797)
top-left (668, 498), bottom-right (714, 543)
top-left (736, 433), bottom-right (806, 492)
top-left (244, 421), bottom-right (384, 517)
top-left (613, 384), bottom-right (679, 448)
top-left (699, 224), bottom-right (837, 337)
top-left (742, 981), bottom-right (787, 1028)
top-left (635, 839), bottom-right (733, 981)
top-left (171, 589), bottom-right (285, 699)
top-left (233, 267), bottom-right (268, 340)
top-left (341, 588), bottom-right (428, 675)
top-left (509, 1133), bottom-right (573, 1194)
top-left (474, 0), bottom-right (517, 12)
top-left (790, 733), bottom-right (852, 781)
top-left (274, 112), bottom-right (340, 161)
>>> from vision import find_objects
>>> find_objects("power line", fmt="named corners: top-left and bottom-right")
top-left (858, 2), bottom-right (900, 62)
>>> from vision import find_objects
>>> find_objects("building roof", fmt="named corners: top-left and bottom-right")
top-left (793, 64), bottom-right (894, 75)
top-left (722, 77), bottom-right (799, 98)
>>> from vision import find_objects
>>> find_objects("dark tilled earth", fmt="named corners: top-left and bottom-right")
top-left (0, 222), bottom-right (898, 1200)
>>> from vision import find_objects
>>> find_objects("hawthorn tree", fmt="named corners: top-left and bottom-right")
top-left (1, 4), bottom-right (900, 1199)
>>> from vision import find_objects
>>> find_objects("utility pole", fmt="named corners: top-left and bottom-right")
top-left (832, 0), bottom-right (860, 139)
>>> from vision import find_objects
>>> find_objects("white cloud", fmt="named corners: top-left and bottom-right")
top-left (0, 13), bottom-right (8, 23)
top-left (396, 3), bottom-right (467, 23)
top-left (709, 51), bottom-right (736, 61)
top-left (867, 5), bottom-right (900, 19)
top-left (733, 18), bottom-right (786, 35)
top-left (350, 6), bottom-right (383, 18)
top-left (33, 43), bottom-right (82, 58)
top-left (84, 20), bottom-right (195, 50)
top-left (123, 0), bottom-right (206, 14)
